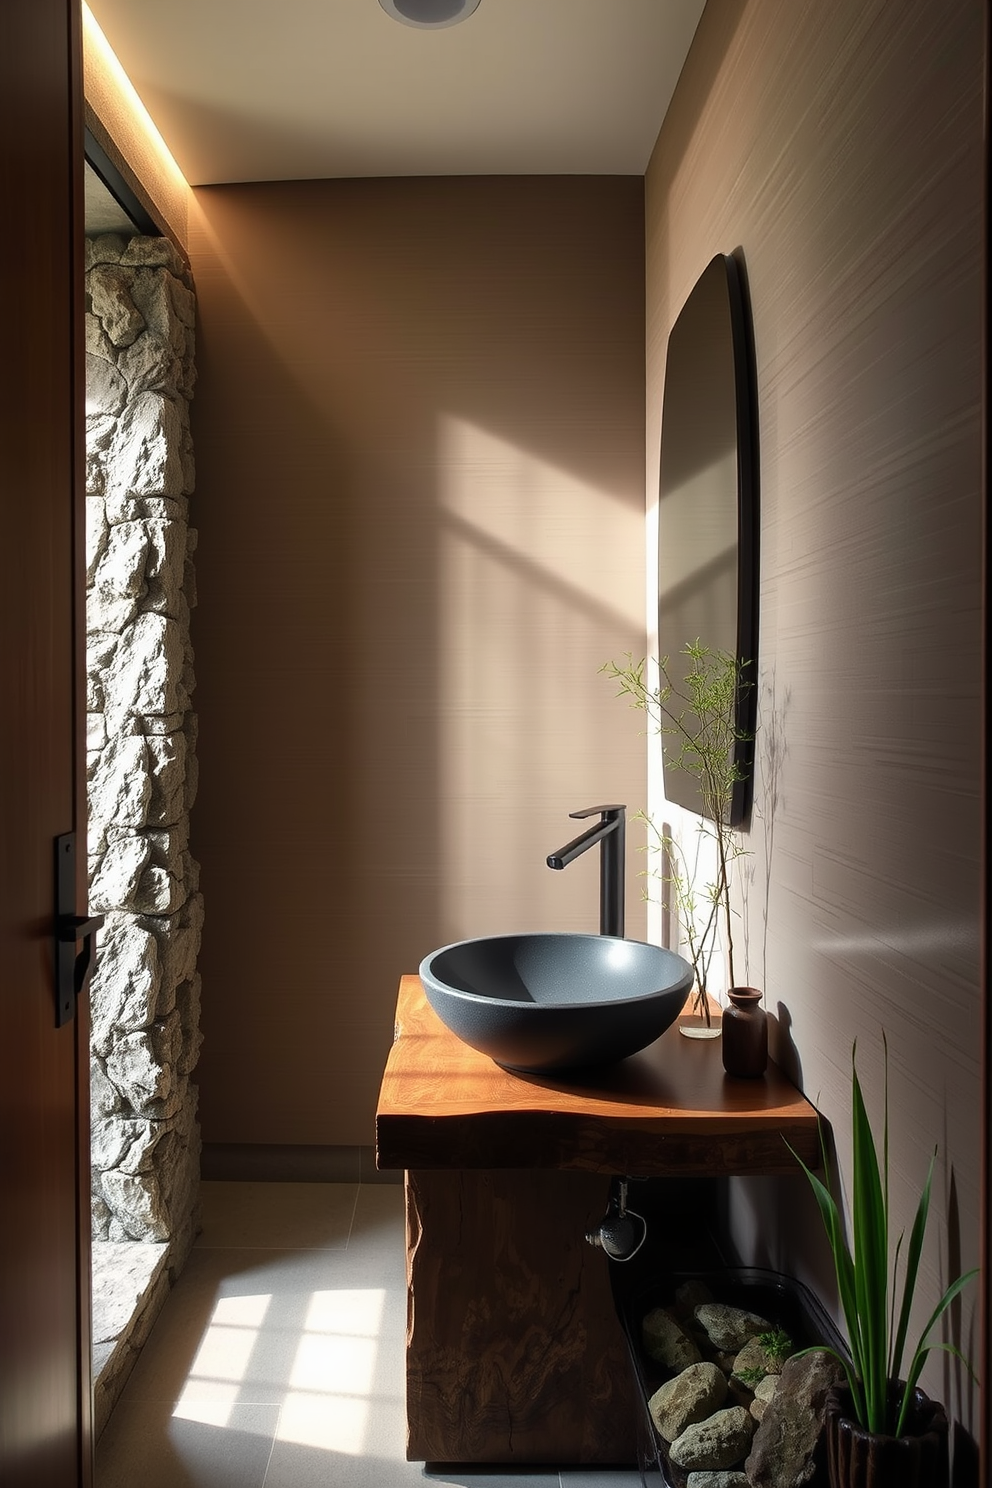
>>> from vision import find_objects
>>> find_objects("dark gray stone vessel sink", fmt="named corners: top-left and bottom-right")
top-left (419, 933), bottom-right (694, 1073)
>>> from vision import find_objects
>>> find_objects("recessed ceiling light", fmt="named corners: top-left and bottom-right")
top-left (378, 0), bottom-right (482, 29)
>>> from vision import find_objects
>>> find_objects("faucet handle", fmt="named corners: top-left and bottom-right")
top-left (568, 804), bottom-right (626, 820)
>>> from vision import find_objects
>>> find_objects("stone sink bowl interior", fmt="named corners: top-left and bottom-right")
top-left (419, 932), bottom-right (694, 1073)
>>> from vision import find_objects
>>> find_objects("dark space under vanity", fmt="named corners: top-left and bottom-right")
top-left (376, 975), bottom-right (820, 1466)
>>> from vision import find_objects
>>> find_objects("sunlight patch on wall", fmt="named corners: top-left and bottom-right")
top-left (436, 415), bottom-right (645, 940)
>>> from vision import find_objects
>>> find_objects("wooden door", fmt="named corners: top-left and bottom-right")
top-left (0, 2), bottom-right (90, 1485)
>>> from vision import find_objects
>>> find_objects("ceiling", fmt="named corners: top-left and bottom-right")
top-left (85, 0), bottom-right (706, 186)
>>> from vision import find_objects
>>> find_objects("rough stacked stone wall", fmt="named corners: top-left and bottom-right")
top-left (85, 233), bottom-right (202, 1265)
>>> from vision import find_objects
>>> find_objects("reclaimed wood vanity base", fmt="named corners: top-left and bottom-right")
top-left (377, 976), bottom-right (820, 1464)
top-left (405, 1167), bottom-right (637, 1464)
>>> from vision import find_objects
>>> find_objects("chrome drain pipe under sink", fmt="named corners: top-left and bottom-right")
top-left (585, 1176), bottom-right (647, 1262)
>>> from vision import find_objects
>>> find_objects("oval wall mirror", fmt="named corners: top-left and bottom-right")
top-left (657, 251), bottom-right (758, 827)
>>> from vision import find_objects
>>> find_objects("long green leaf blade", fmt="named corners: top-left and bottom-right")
top-left (891, 1150), bottom-right (935, 1381)
top-left (787, 1139), bottom-right (862, 1383)
top-left (851, 1056), bottom-right (888, 1431)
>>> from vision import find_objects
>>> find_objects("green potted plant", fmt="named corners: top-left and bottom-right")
top-left (602, 641), bottom-right (756, 1053)
top-left (791, 1043), bottom-right (978, 1488)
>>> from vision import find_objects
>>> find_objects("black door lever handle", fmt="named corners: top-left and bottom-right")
top-left (54, 833), bottom-right (105, 1027)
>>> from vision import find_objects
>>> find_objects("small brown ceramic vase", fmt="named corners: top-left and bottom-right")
top-left (721, 987), bottom-right (767, 1077)
top-left (823, 1384), bottom-right (949, 1488)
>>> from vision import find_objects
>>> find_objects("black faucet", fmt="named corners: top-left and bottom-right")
top-left (547, 804), bottom-right (626, 938)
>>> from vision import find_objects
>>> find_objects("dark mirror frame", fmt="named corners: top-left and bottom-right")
top-left (657, 250), bottom-right (759, 828)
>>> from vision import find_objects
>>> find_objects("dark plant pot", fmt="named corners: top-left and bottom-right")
top-left (823, 1383), bottom-right (949, 1488)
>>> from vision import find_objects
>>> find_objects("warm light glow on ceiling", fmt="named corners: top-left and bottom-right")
top-left (82, 2), bottom-right (189, 193)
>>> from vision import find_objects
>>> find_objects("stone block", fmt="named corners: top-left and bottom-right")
top-left (107, 390), bottom-right (186, 506)
top-left (86, 234), bottom-right (127, 270)
top-left (91, 1055), bottom-right (123, 1117)
top-left (86, 351), bottom-right (128, 419)
top-left (88, 264), bottom-right (145, 347)
top-left (133, 863), bottom-right (184, 915)
top-left (89, 731), bottom-right (151, 831)
top-left (101, 1168), bottom-right (168, 1243)
top-left (87, 712), bottom-right (107, 749)
top-left (120, 237), bottom-right (186, 275)
top-left (88, 520), bottom-right (151, 633)
top-left (176, 974), bottom-right (203, 1076)
top-left (91, 1113), bottom-right (145, 1173)
top-left (105, 1029), bottom-right (173, 1117)
top-left (142, 518), bottom-right (188, 619)
top-left (90, 913), bottom-right (161, 1056)
top-left (89, 834), bottom-right (152, 912)
top-left (118, 333), bottom-right (183, 399)
top-left (146, 729), bottom-right (188, 825)
top-left (154, 892), bottom-right (204, 992)
top-left (85, 310), bottom-right (118, 362)
top-left (103, 612), bottom-right (188, 733)
top-left (86, 498), bottom-right (109, 580)
top-left (130, 270), bottom-right (187, 350)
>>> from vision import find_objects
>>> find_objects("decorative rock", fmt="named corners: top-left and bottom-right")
top-left (733, 1332), bottom-right (793, 1379)
top-left (686, 1474), bottom-right (750, 1488)
top-left (675, 1279), bottom-right (715, 1312)
top-left (750, 1373), bottom-right (780, 1421)
top-left (695, 1303), bottom-right (770, 1351)
top-left (670, 1405), bottom-right (755, 1472)
top-left (745, 1349), bottom-right (847, 1488)
top-left (643, 1307), bottom-right (703, 1370)
top-left (649, 1361), bottom-right (727, 1442)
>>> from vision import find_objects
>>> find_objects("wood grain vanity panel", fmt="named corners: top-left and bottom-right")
top-left (404, 1168), bottom-right (637, 1464)
top-left (377, 975), bottom-right (819, 1174)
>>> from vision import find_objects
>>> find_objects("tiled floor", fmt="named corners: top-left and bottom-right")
top-left (96, 1181), bottom-right (657, 1488)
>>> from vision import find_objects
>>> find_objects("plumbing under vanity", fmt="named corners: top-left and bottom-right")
top-left (375, 975), bottom-right (819, 1465)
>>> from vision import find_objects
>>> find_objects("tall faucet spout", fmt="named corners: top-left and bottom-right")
top-left (547, 804), bottom-right (625, 937)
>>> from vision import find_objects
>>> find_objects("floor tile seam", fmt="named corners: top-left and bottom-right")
top-left (257, 1402), bottom-right (281, 1488)
top-left (343, 1181), bottom-right (363, 1247)
top-left (191, 1243), bottom-right (353, 1252)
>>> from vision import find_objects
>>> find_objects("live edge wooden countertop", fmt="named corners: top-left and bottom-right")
top-left (376, 975), bottom-right (820, 1176)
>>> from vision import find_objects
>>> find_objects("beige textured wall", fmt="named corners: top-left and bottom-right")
top-left (187, 176), bottom-right (647, 1146)
top-left (646, 0), bottom-right (983, 1433)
